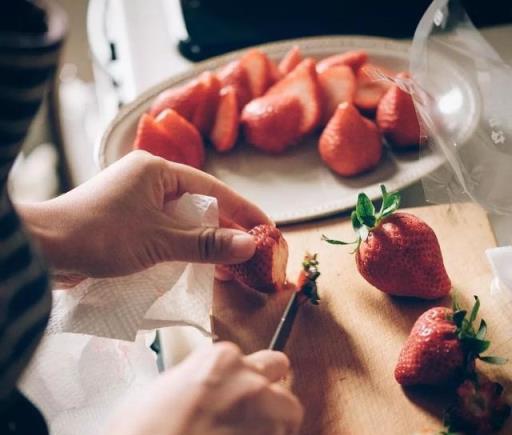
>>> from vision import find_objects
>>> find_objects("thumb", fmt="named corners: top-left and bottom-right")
top-left (168, 227), bottom-right (256, 264)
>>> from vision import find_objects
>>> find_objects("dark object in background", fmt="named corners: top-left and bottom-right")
top-left (178, 0), bottom-right (512, 61)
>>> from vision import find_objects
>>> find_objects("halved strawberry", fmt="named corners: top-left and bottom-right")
top-left (278, 45), bottom-right (303, 76)
top-left (192, 71), bottom-right (221, 136)
top-left (267, 57), bottom-right (282, 84)
top-left (227, 224), bottom-right (288, 293)
top-left (318, 102), bottom-right (382, 176)
top-left (209, 86), bottom-right (239, 152)
top-left (133, 114), bottom-right (184, 163)
top-left (239, 48), bottom-right (273, 99)
top-left (149, 78), bottom-right (205, 120)
top-left (354, 63), bottom-right (394, 113)
top-left (316, 50), bottom-right (368, 74)
top-left (376, 72), bottom-right (421, 148)
top-left (241, 94), bottom-right (303, 153)
top-left (266, 58), bottom-right (322, 135)
top-left (217, 60), bottom-right (253, 109)
top-left (156, 109), bottom-right (205, 169)
top-left (318, 65), bottom-right (356, 125)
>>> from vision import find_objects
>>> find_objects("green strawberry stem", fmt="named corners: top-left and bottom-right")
top-left (451, 295), bottom-right (507, 373)
top-left (322, 184), bottom-right (400, 248)
top-left (300, 253), bottom-right (320, 305)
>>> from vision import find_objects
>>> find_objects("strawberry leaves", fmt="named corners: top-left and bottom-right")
top-left (377, 184), bottom-right (400, 219)
top-left (298, 253), bottom-right (321, 305)
top-left (451, 296), bottom-right (507, 369)
top-left (322, 184), bottom-right (400, 247)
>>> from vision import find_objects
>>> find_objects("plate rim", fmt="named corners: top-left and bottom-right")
top-left (98, 35), bottom-right (443, 225)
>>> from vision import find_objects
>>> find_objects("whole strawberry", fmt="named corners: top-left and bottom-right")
top-left (323, 185), bottom-right (451, 299)
top-left (395, 296), bottom-right (506, 386)
top-left (227, 224), bottom-right (288, 293)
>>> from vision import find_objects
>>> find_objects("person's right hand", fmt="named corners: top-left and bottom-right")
top-left (104, 342), bottom-right (303, 435)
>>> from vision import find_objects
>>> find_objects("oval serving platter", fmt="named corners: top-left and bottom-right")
top-left (98, 35), bottom-right (477, 225)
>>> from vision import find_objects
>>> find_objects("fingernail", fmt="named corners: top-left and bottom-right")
top-left (229, 233), bottom-right (256, 261)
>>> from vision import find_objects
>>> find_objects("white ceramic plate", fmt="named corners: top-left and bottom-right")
top-left (98, 36), bottom-right (476, 225)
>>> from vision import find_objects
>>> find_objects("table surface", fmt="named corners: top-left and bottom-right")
top-left (213, 203), bottom-right (512, 434)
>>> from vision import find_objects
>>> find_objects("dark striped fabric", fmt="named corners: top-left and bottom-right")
top-left (0, 1), bottom-right (66, 433)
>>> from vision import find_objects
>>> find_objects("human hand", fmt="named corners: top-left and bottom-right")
top-left (19, 151), bottom-right (271, 281)
top-left (104, 342), bottom-right (303, 435)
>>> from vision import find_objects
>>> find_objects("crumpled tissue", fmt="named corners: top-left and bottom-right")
top-left (20, 193), bottom-right (218, 435)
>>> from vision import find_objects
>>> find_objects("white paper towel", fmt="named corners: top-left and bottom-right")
top-left (21, 333), bottom-right (160, 435)
top-left (47, 193), bottom-right (218, 341)
top-left (20, 193), bottom-right (218, 435)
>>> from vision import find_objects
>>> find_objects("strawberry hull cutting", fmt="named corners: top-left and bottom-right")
top-left (323, 185), bottom-right (451, 299)
top-left (227, 224), bottom-right (288, 293)
top-left (395, 297), bottom-right (507, 387)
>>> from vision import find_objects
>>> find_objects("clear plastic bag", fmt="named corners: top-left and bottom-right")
top-left (406, 0), bottom-right (512, 214)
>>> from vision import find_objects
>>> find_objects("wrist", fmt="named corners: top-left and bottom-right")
top-left (16, 200), bottom-right (72, 273)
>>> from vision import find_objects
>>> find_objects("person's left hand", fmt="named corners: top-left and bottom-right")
top-left (19, 150), bottom-right (271, 284)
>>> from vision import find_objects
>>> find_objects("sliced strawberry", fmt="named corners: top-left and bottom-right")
top-left (239, 48), bottom-right (273, 99)
top-left (156, 109), bottom-right (205, 169)
top-left (227, 224), bottom-right (288, 293)
top-left (316, 50), bottom-right (368, 74)
top-left (149, 78), bottom-right (205, 120)
top-left (278, 45), bottom-right (303, 76)
top-left (192, 71), bottom-right (221, 136)
top-left (266, 58), bottom-right (322, 135)
top-left (241, 94), bottom-right (303, 153)
top-left (267, 57), bottom-right (282, 84)
top-left (376, 72), bottom-right (421, 148)
top-left (217, 60), bottom-right (253, 109)
top-left (209, 86), bottom-right (239, 152)
top-left (354, 63), bottom-right (394, 113)
top-left (133, 114), bottom-right (184, 163)
top-left (318, 65), bottom-right (356, 125)
top-left (318, 102), bottom-right (382, 176)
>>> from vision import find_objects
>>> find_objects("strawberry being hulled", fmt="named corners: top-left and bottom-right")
top-left (323, 185), bottom-right (451, 299)
top-left (227, 224), bottom-right (288, 293)
top-left (395, 296), bottom-right (507, 387)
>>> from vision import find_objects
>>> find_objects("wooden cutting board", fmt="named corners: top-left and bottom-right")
top-left (212, 203), bottom-right (512, 435)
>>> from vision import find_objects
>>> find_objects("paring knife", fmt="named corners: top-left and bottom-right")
top-left (268, 253), bottom-right (320, 352)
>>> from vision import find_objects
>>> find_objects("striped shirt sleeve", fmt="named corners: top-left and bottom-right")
top-left (0, 0), bottom-right (66, 406)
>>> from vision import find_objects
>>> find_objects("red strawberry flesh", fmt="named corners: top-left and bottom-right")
top-left (227, 224), bottom-right (288, 293)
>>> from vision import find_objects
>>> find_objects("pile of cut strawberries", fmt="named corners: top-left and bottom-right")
top-left (133, 46), bottom-right (421, 176)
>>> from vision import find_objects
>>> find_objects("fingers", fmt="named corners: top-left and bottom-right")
top-left (165, 227), bottom-right (256, 264)
top-left (215, 265), bottom-right (234, 281)
top-left (162, 161), bottom-right (273, 229)
top-left (244, 350), bottom-right (290, 382)
top-left (261, 383), bottom-right (304, 434)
